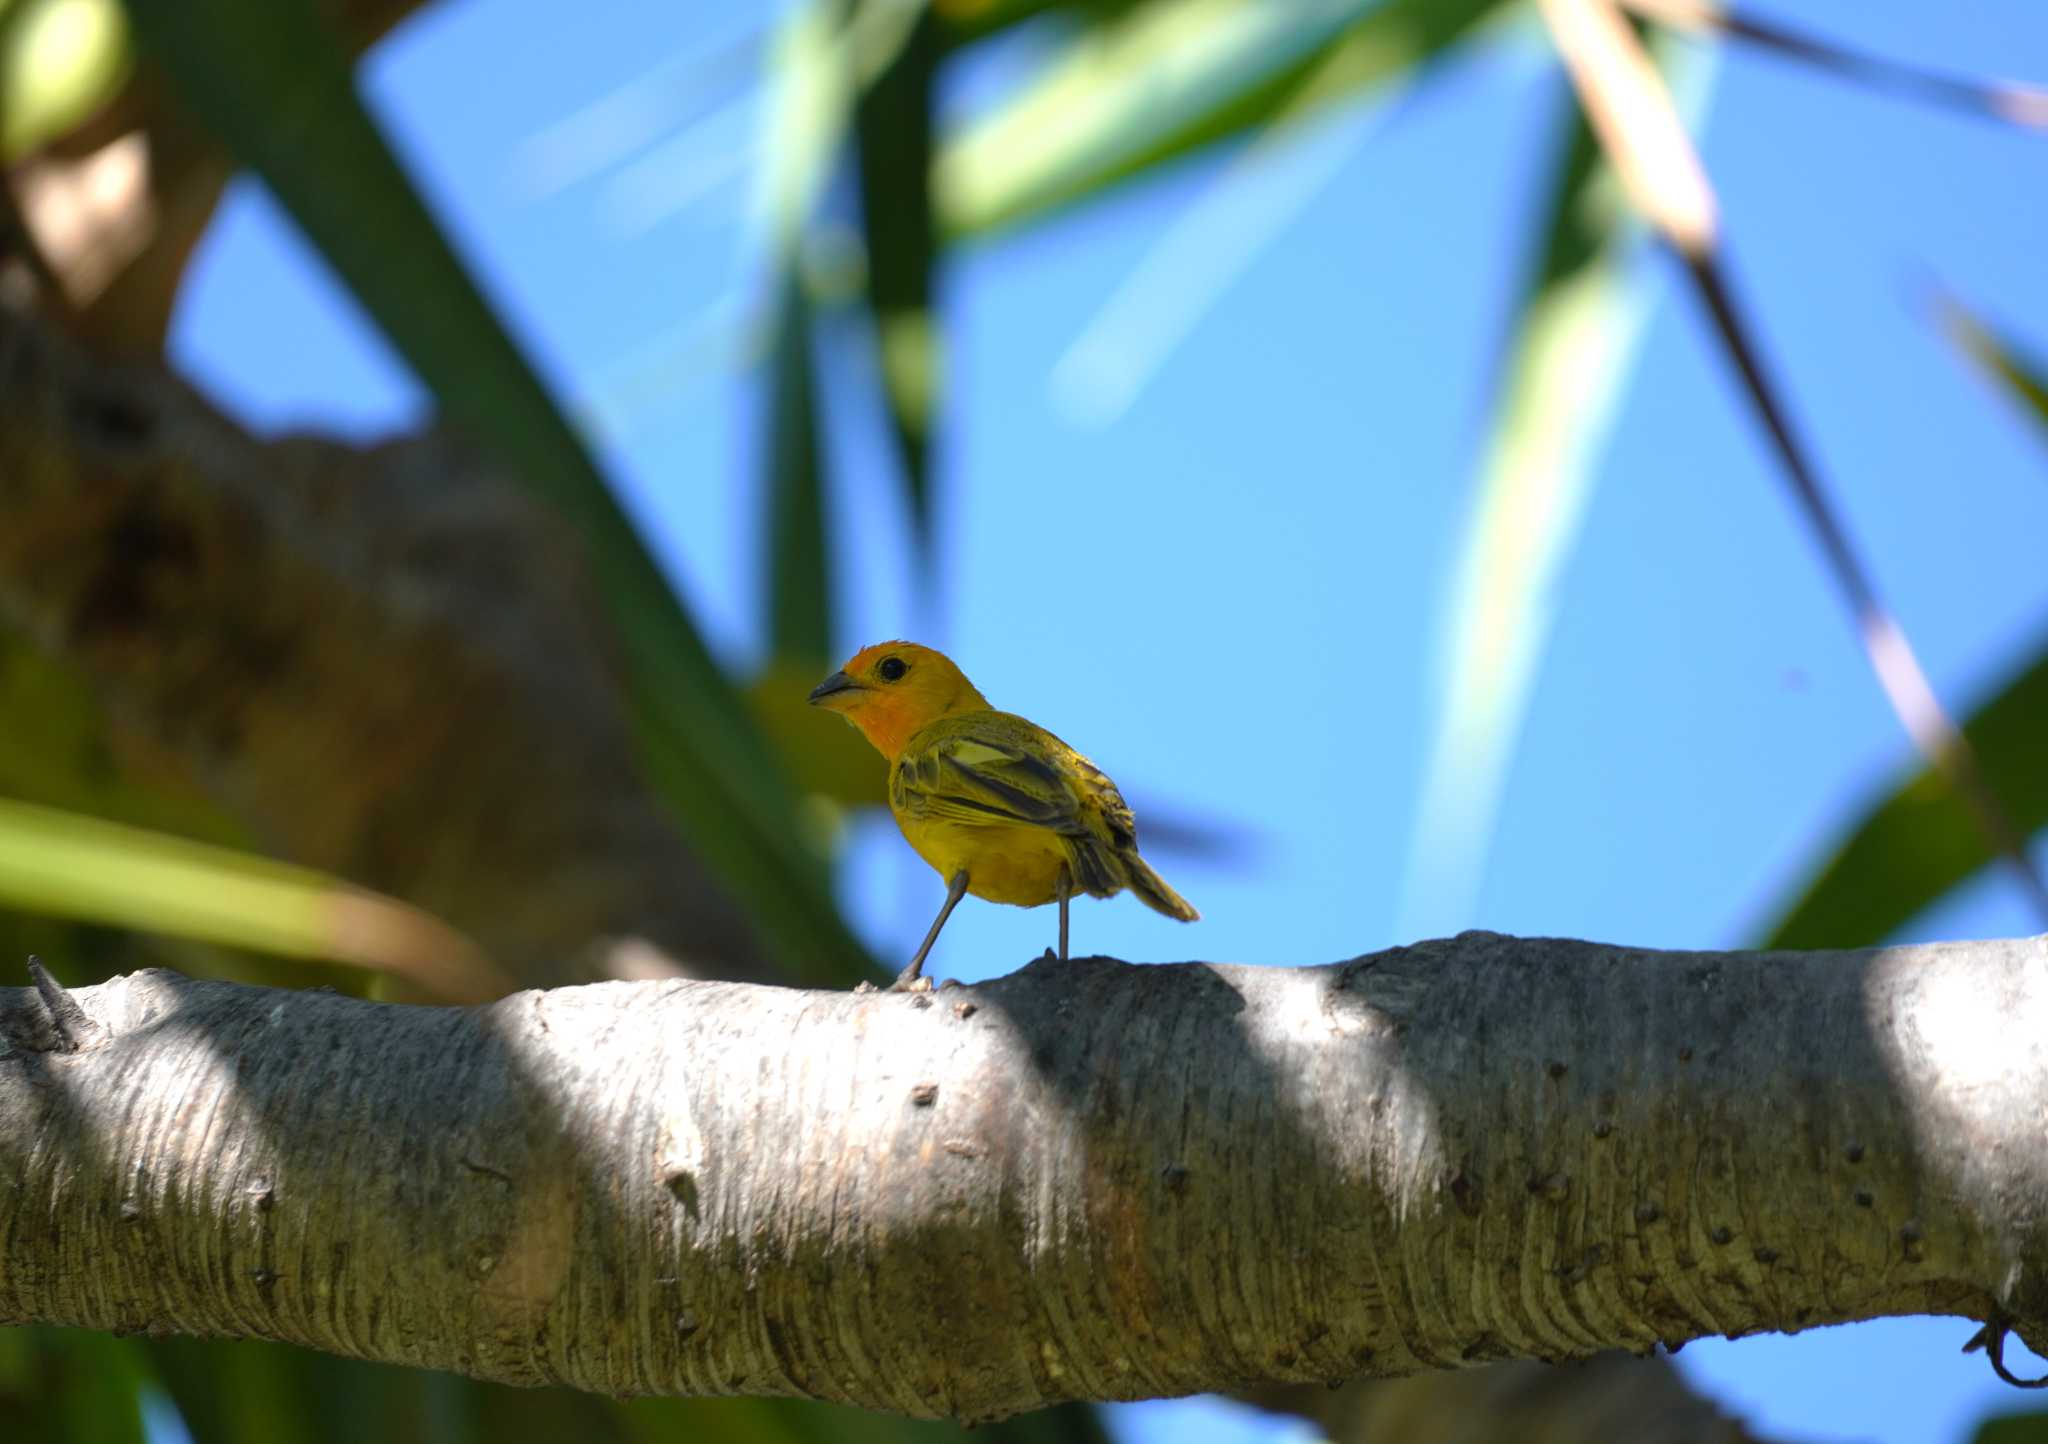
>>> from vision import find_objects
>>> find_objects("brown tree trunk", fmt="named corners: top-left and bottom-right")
top-left (0, 299), bottom-right (768, 984)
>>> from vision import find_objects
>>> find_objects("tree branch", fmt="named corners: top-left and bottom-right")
top-left (5, 931), bottom-right (2044, 1420)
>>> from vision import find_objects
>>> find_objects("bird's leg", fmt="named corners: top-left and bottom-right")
top-left (896, 870), bottom-right (970, 990)
top-left (1056, 863), bottom-right (1072, 962)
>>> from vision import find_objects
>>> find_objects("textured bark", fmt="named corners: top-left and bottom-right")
top-left (4, 932), bottom-right (2044, 1421)
top-left (0, 301), bottom-right (768, 984)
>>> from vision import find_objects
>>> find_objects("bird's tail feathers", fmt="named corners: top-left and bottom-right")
top-left (1123, 854), bottom-right (1200, 922)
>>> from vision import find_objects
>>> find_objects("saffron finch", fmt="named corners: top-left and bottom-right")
top-left (808, 642), bottom-right (1199, 988)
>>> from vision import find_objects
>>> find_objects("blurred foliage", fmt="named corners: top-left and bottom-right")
top-left (0, 796), bottom-right (496, 992)
top-left (1398, 82), bottom-right (1654, 938)
top-left (3, 0), bottom-right (2047, 1438)
top-left (935, 0), bottom-right (1510, 239)
top-left (0, 0), bottom-right (133, 161)
top-left (763, 275), bottom-right (836, 671)
top-left (1974, 1409), bottom-right (2048, 1444)
top-left (0, 638), bottom-right (380, 994)
top-left (1943, 294), bottom-right (2048, 435)
top-left (0, 1328), bottom-right (152, 1444)
top-left (0, 632), bottom-right (244, 848)
top-left (852, 2), bottom-right (942, 549)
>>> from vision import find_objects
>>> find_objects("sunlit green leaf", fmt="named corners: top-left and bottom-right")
top-left (117, 0), bottom-right (872, 981)
top-left (0, 0), bottom-right (133, 162)
top-left (937, 0), bottom-right (1509, 239)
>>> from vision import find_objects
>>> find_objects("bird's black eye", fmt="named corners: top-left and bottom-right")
top-left (877, 656), bottom-right (908, 682)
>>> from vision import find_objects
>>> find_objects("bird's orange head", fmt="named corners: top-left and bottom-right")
top-left (807, 641), bottom-right (991, 761)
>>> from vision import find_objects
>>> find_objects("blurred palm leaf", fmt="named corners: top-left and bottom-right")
top-left (757, 2), bottom-right (852, 682)
top-left (765, 274), bottom-right (835, 670)
top-left (1398, 95), bottom-right (1658, 937)
top-left (0, 629), bottom-right (244, 847)
top-left (0, 634), bottom-right (383, 995)
top-left (756, 0), bottom-right (942, 674)
top-left (936, 0), bottom-right (1511, 240)
top-left (1764, 301), bottom-right (2048, 950)
top-left (853, 1), bottom-right (944, 552)
top-left (116, 0), bottom-right (871, 981)
top-left (935, 0), bottom-right (1145, 48)
top-left (0, 795), bottom-right (506, 999)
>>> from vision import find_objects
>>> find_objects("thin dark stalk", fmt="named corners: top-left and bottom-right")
top-left (1624, 0), bottom-right (2048, 129)
top-left (1681, 252), bottom-right (2048, 925)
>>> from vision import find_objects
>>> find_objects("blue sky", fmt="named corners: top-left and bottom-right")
top-left (168, 1), bottom-right (2048, 1438)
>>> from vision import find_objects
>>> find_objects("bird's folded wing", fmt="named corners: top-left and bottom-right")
top-left (895, 732), bottom-right (1087, 833)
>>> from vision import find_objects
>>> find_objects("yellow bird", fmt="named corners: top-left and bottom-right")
top-left (808, 642), bottom-right (1199, 987)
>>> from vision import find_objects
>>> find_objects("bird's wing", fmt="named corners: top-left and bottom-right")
top-left (1071, 752), bottom-right (1138, 849)
top-left (893, 719), bottom-right (1091, 835)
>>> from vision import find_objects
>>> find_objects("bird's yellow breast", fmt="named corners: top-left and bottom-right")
top-left (893, 813), bottom-right (1071, 906)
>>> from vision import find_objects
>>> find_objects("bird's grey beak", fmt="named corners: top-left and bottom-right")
top-left (807, 670), bottom-right (861, 705)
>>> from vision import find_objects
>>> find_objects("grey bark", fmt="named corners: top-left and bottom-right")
top-left (5, 932), bottom-right (2044, 1422)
